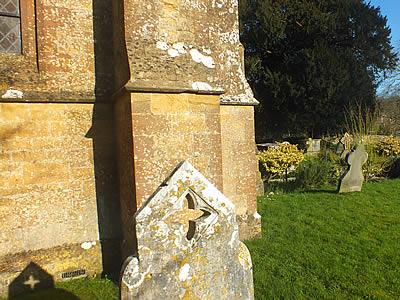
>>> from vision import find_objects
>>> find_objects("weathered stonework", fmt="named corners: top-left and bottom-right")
top-left (220, 105), bottom-right (261, 239)
top-left (130, 92), bottom-right (223, 204)
top-left (0, 0), bottom-right (97, 102)
top-left (0, 242), bottom-right (102, 296)
top-left (1, 0), bottom-right (260, 297)
top-left (123, 0), bottom-right (258, 105)
top-left (0, 103), bottom-right (121, 296)
top-left (114, 91), bottom-right (225, 259)
top-left (1, 103), bottom-right (96, 255)
top-left (120, 161), bottom-right (254, 299)
top-left (116, 0), bottom-right (262, 255)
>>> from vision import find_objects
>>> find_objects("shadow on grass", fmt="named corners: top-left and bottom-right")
top-left (300, 189), bottom-right (338, 194)
top-left (264, 180), bottom-right (338, 194)
top-left (264, 180), bottom-right (298, 193)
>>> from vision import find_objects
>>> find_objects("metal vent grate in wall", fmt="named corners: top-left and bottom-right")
top-left (61, 269), bottom-right (86, 279)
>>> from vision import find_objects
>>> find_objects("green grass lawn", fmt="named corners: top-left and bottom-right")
top-left (7, 179), bottom-right (400, 299)
top-left (246, 179), bottom-right (400, 299)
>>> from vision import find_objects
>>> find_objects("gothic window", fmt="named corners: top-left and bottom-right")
top-left (0, 0), bottom-right (21, 53)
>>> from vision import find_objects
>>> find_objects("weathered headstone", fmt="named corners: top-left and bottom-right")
top-left (120, 161), bottom-right (254, 300)
top-left (306, 138), bottom-right (321, 155)
top-left (339, 144), bottom-right (368, 193)
top-left (340, 133), bottom-right (353, 152)
top-left (256, 170), bottom-right (265, 197)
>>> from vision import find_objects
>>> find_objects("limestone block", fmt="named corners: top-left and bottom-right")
top-left (122, 0), bottom-right (258, 104)
top-left (220, 105), bottom-right (261, 239)
top-left (120, 161), bottom-right (254, 299)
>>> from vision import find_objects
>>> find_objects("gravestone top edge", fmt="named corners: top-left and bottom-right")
top-left (120, 160), bottom-right (254, 300)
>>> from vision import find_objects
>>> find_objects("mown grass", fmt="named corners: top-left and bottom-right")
top-left (6, 179), bottom-right (400, 299)
top-left (246, 179), bottom-right (400, 299)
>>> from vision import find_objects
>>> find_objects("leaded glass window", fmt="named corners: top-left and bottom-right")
top-left (0, 0), bottom-right (21, 53)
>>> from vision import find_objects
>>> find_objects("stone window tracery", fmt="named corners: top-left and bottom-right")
top-left (0, 0), bottom-right (21, 53)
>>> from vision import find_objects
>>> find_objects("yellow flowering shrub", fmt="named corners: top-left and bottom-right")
top-left (258, 142), bottom-right (304, 181)
top-left (375, 136), bottom-right (400, 156)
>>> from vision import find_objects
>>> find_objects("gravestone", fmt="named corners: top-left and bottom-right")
top-left (306, 138), bottom-right (321, 155)
top-left (339, 133), bottom-right (353, 155)
top-left (256, 171), bottom-right (264, 196)
top-left (339, 144), bottom-right (368, 193)
top-left (120, 161), bottom-right (254, 300)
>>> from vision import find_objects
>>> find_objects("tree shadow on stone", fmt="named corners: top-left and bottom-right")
top-left (8, 262), bottom-right (79, 300)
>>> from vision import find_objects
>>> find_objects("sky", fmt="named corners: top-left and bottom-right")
top-left (368, 0), bottom-right (399, 96)
top-left (368, 0), bottom-right (400, 48)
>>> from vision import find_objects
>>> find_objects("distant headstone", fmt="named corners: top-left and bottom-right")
top-left (256, 171), bottom-right (264, 196)
top-left (339, 144), bottom-right (368, 193)
top-left (340, 133), bottom-right (353, 151)
top-left (120, 161), bottom-right (254, 300)
top-left (306, 138), bottom-right (321, 154)
top-left (336, 142), bottom-right (344, 154)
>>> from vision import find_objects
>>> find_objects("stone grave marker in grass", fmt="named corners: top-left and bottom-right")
top-left (305, 138), bottom-right (321, 155)
top-left (340, 132), bottom-right (353, 152)
top-left (120, 161), bottom-right (254, 300)
top-left (339, 144), bottom-right (368, 193)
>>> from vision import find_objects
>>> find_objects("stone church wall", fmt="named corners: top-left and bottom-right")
top-left (0, 0), bottom-right (260, 296)
top-left (221, 105), bottom-right (260, 239)
top-left (0, 103), bottom-right (121, 295)
top-left (129, 92), bottom-right (223, 204)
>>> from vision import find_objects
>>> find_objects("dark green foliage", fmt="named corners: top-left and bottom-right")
top-left (385, 157), bottom-right (400, 178)
top-left (246, 179), bottom-right (400, 299)
top-left (295, 156), bottom-right (335, 189)
top-left (240, 0), bottom-right (398, 140)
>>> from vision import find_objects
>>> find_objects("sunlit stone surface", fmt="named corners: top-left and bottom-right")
top-left (120, 161), bottom-right (254, 299)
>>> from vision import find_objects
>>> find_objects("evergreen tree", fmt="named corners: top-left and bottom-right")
top-left (380, 44), bottom-right (400, 97)
top-left (240, 0), bottom-right (398, 140)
